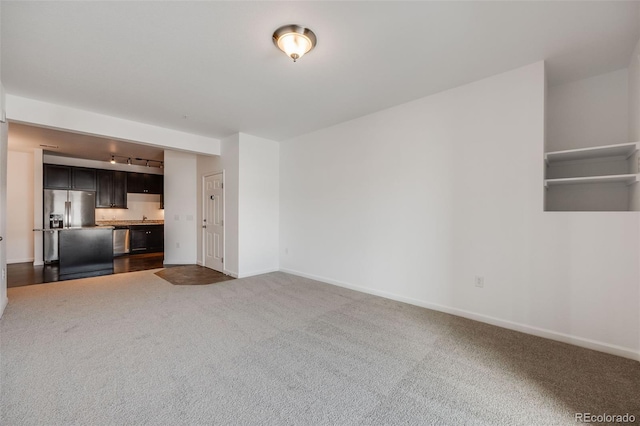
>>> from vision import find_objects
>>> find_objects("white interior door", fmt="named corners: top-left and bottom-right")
top-left (203, 173), bottom-right (224, 272)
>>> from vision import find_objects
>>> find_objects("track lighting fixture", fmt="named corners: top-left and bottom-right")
top-left (107, 154), bottom-right (163, 168)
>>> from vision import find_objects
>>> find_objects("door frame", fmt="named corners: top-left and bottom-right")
top-left (201, 170), bottom-right (225, 274)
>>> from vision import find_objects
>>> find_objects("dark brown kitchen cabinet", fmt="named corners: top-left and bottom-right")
top-left (96, 170), bottom-right (127, 208)
top-left (127, 173), bottom-right (163, 194)
top-left (71, 168), bottom-right (96, 191)
top-left (130, 225), bottom-right (163, 253)
top-left (44, 165), bottom-right (96, 190)
top-left (44, 165), bottom-right (71, 189)
top-left (125, 172), bottom-right (142, 193)
top-left (113, 171), bottom-right (127, 207)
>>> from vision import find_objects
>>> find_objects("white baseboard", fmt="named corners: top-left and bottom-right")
top-left (224, 267), bottom-right (279, 279)
top-left (280, 268), bottom-right (640, 362)
top-left (196, 260), bottom-right (203, 266)
top-left (224, 270), bottom-right (239, 278)
top-left (33, 260), bottom-right (44, 266)
top-left (7, 258), bottom-right (34, 264)
top-left (0, 296), bottom-right (8, 319)
top-left (237, 267), bottom-right (279, 279)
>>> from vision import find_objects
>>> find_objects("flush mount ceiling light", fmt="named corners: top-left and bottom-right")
top-left (272, 24), bottom-right (317, 62)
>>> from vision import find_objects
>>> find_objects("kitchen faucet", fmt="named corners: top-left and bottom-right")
top-left (142, 215), bottom-right (148, 222)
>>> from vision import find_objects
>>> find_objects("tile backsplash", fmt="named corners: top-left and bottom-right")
top-left (96, 193), bottom-right (164, 221)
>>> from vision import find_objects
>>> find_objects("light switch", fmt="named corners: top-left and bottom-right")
top-left (186, 215), bottom-right (194, 221)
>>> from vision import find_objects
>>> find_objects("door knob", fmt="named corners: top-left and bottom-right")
top-left (202, 225), bottom-right (207, 228)
top-left (0, 236), bottom-right (3, 241)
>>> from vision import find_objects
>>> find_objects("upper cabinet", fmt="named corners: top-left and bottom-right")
top-left (71, 167), bottom-right (97, 191)
top-left (44, 165), bottom-right (163, 208)
top-left (96, 170), bottom-right (127, 208)
top-left (44, 165), bottom-right (96, 191)
top-left (44, 165), bottom-right (70, 189)
top-left (127, 173), bottom-right (163, 194)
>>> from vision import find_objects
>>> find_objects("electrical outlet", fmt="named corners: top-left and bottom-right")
top-left (474, 276), bottom-right (484, 288)
top-left (1, 268), bottom-right (5, 282)
top-left (176, 242), bottom-right (180, 249)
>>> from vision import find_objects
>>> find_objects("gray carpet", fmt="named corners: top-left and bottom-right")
top-left (1, 271), bottom-right (638, 425)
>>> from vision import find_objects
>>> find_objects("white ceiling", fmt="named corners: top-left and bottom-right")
top-left (2, 1), bottom-right (639, 142)
top-left (8, 122), bottom-right (165, 164)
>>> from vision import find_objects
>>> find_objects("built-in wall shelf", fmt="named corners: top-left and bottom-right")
top-left (545, 173), bottom-right (639, 188)
top-left (545, 142), bottom-right (639, 164)
top-left (544, 142), bottom-right (640, 211)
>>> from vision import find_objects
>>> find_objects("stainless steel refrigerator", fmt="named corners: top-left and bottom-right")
top-left (44, 190), bottom-right (96, 263)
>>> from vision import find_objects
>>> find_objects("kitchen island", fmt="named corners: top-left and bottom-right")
top-left (35, 226), bottom-right (114, 279)
top-left (58, 227), bottom-right (114, 277)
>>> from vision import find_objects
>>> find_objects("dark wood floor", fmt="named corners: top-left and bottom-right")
top-left (7, 252), bottom-right (166, 288)
top-left (155, 265), bottom-right (234, 285)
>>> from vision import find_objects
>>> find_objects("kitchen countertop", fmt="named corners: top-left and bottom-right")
top-left (96, 220), bottom-right (164, 226)
top-left (34, 226), bottom-right (115, 232)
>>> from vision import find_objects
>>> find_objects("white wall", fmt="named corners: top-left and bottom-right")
top-left (219, 134), bottom-right (239, 276)
top-left (628, 38), bottom-right (640, 212)
top-left (33, 149), bottom-right (43, 265)
top-left (0, 119), bottom-right (6, 316)
top-left (630, 38), bottom-right (640, 144)
top-left (280, 62), bottom-right (640, 360)
top-left (238, 134), bottom-right (279, 277)
top-left (163, 150), bottom-right (197, 264)
top-left (547, 68), bottom-right (629, 152)
top-left (630, 32), bottom-right (640, 360)
top-left (0, 1), bottom-right (8, 316)
top-left (6, 150), bottom-right (34, 263)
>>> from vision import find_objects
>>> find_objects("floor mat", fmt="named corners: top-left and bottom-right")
top-left (154, 265), bottom-right (235, 285)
